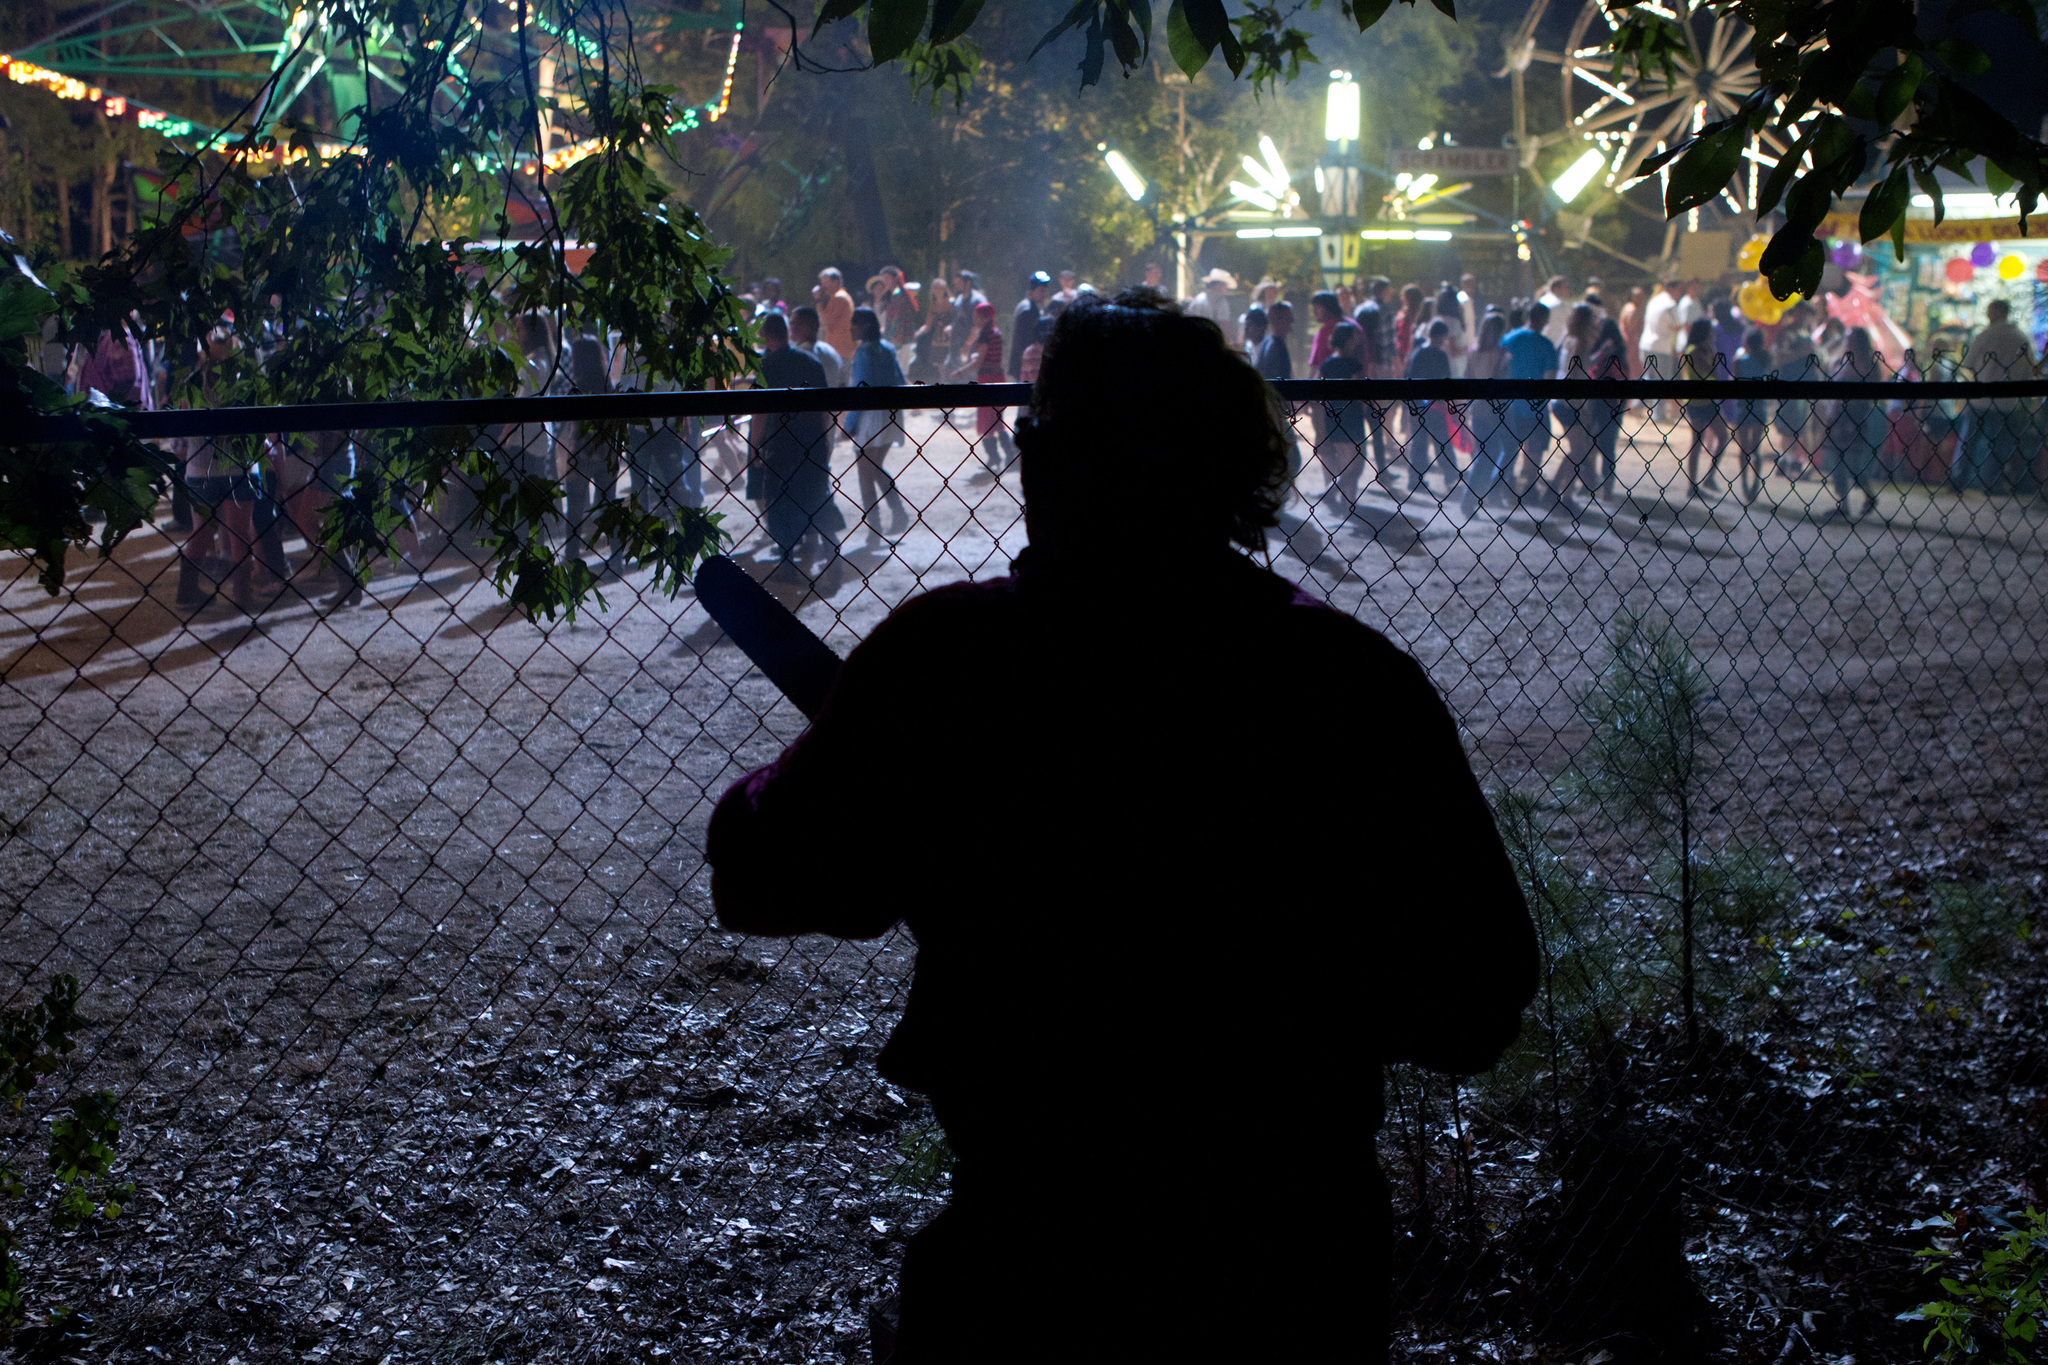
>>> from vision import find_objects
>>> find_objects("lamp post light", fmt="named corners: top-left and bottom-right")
top-left (1320, 70), bottom-right (1364, 287)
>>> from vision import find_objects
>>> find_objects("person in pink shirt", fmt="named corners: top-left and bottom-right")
top-left (1305, 291), bottom-right (1343, 371)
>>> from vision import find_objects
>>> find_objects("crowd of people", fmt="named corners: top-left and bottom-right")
top-left (38, 254), bottom-right (2047, 607)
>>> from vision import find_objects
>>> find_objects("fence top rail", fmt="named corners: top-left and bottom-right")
top-left (32, 375), bottom-right (2048, 439)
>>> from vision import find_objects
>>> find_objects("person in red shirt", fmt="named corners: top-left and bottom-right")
top-left (708, 289), bottom-right (1537, 1365)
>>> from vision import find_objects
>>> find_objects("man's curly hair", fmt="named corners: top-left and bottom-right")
top-left (1019, 287), bottom-right (1290, 552)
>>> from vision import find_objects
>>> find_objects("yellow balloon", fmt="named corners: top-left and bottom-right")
top-left (1736, 235), bottom-right (1769, 271)
top-left (1738, 277), bottom-right (1786, 323)
top-left (1999, 253), bottom-right (2026, 280)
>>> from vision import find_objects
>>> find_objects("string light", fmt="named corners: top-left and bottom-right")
top-left (5, 6), bottom-right (745, 179)
top-left (708, 23), bottom-right (741, 122)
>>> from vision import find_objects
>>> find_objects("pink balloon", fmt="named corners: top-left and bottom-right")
top-left (1945, 257), bottom-right (1976, 283)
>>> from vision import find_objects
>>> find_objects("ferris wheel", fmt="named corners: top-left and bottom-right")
top-left (1501, 0), bottom-right (1802, 238)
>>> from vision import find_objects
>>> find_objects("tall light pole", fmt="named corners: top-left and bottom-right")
top-left (1319, 71), bottom-right (1364, 288)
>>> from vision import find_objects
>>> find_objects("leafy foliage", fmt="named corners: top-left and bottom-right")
top-left (1, 976), bottom-right (127, 1339)
top-left (13, 0), bottom-right (753, 621)
top-left (1927, 881), bottom-right (2033, 990)
top-left (48, 1092), bottom-right (130, 1232)
top-left (0, 251), bottom-right (176, 595)
top-left (795, 0), bottom-right (2044, 296)
top-left (1, 975), bottom-right (84, 1107)
top-left (1636, 0), bottom-right (2046, 299)
top-left (1901, 1207), bottom-right (2048, 1365)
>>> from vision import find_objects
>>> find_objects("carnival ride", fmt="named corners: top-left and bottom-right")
top-left (2, 0), bottom-right (745, 175)
top-left (1501, 0), bottom-right (1813, 265)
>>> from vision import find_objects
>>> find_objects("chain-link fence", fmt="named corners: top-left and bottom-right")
top-left (4, 372), bottom-right (2047, 1363)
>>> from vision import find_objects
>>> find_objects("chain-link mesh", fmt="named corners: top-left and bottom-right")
top-left (3, 372), bottom-right (2046, 1363)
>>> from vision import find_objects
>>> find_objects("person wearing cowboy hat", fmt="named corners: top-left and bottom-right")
top-left (1182, 267), bottom-right (1240, 347)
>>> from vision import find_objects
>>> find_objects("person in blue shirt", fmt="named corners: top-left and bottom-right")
top-left (1496, 302), bottom-right (1558, 505)
top-left (1255, 299), bottom-right (1295, 382)
top-left (849, 307), bottom-right (910, 540)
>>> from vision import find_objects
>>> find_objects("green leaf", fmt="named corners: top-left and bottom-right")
top-left (812, 0), bottom-right (866, 37)
top-left (1913, 166), bottom-right (1946, 225)
top-left (928, 0), bottom-right (985, 43)
top-left (1180, 0), bottom-right (1231, 52)
top-left (1029, 0), bottom-right (1095, 60)
top-left (1664, 124), bottom-right (1746, 216)
top-left (1166, 0), bottom-right (1210, 74)
top-left (1105, 0), bottom-right (1143, 70)
top-left (1875, 54), bottom-right (1922, 126)
top-left (1125, 0), bottom-right (1154, 49)
top-left (1218, 21), bottom-right (1246, 75)
top-left (1349, 0), bottom-right (1395, 27)
top-left (1080, 4), bottom-right (1107, 84)
top-left (1756, 120), bottom-right (1821, 216)
top-left (1760, 227), bottom-right (1824, 299)
top-left (1426, 0), bottom-right (1455, 16)
top-left (1859, 163), bottom-right (1909, 245)
top-left (1932, 37), bottom-right (1991, 75)
top-left (868, 0), bottom-right (929, 63)
top-left (1984, 159), bottom-right (2016, 198)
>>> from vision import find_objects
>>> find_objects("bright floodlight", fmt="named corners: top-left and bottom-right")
top-left (1552, 148), bottom-right (1606, 204)
top-left (1229, 179), bottom-right (1280, 212)
top-left (1240, 154), bottom-right (1286, 198)
top-left (1258, 135), bottom-right (1289, 192)
top-left (1103, 148), bottom-right (1147, 202)
top-left (1406, 173), bottom-right (1438, 198)
top-left (1325, 76), bottom-right (1361, 143)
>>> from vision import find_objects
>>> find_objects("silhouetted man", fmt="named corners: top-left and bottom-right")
top-left (708, 290), bottom-right (1537, 1363)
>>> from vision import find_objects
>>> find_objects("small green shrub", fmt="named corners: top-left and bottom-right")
top-left (0, 976), bottom-right (128, 1339)
top-left (1487, 791), bottom-right (1634, 1112)
top-left (890, 1122), bottom-right (956, 1192)
top-left (1568, 610), bottom-right (1717, 1043)
top-left (1928, 882), bottom-right (2032, 989)
top-left (1900, 1207), bottom-right (2047, 1364)
top-left (1695, 846), bottom-right (1800, 938)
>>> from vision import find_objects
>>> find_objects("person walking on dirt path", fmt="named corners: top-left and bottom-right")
top-left (1499, 302), bottom-right (1558, 504)
top-left (1822, 326), bottom-right (1886, 522)
top-left (752, 311), bottom-right (843, 569)
top-left (1010, 272), bottom-right (1054, 380)
top-left (849, 306), bottom-right (912, 542)
top-left (1353, 277), bottom-right (1396, 472)
top-left (1403, 317), bottom-right (1456, 500)
top-left (1961, 300), bottom-right (2040, 494)
top-left (1680, 317), bottom-right (1730, 500)
top-left (815, 268), bottom-right (858, 361)
top-left (1315, 320), bottom-right (1368, 513)
top-left (949, 301), bottom-right (1011, 475)
top-left (707, 287), bottom-right (1537, 1365)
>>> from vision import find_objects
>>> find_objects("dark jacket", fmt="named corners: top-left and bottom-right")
top-left (1008, 298), bottom-right (1045, 377)
top-left (707, 546), bottom-right (1536, 1361)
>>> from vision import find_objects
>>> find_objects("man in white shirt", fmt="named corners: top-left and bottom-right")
top-left (1961, 299), bottom-right (2042, 493)
top-left (1673, 279), bottom-right (1702, 334)
top-left (1638, 278), bottom-right (1683, 378)
top-left (1181, 268), bottom-right (1240, 348)
top-left (1537, 274), bottom-right (1570, 343)
top-left (1055, 269), bottom-right (1080, 306)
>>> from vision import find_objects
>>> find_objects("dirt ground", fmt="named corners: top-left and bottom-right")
top-left (0, 402), bottom-right (2044, 1363)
